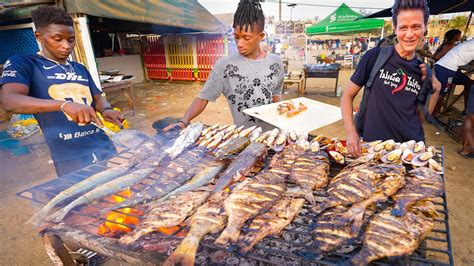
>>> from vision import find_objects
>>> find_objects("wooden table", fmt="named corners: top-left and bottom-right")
top-left (303, 68), bottom-right (340, 96)
top-left (101, 79), bottom-right (134, 111)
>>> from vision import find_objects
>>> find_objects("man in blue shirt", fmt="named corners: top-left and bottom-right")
top-left (1, 6), bottom-right (123, 176)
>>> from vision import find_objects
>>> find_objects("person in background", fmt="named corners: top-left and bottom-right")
top-left (432, 29), bottom-right (462, 62)
top-left (164, 0), bottom-right (283, 132)
top-left (341, 0), bottom-right (432, 157)
top-left (1, 6), bottom-right (123, 176)
top-left (460, 84), bottom-right (474, 158)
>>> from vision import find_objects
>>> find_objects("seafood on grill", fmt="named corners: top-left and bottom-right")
top-left (350, 202), bottom-right (436, 265)
top-left (311, 204), bottom-right (376, 254)
top-left (129, 137), bottom-right (161, 166)
top-left (215, 137), bottom-right (250, 157)
top-left (312, 164), bottom-right (406, 215)
top-left (273, 130), bottom-right (288, 152)
top-left (110, 129), bottom-right (149, 150)
top-left (295, 133), bottom-right (310, 151)
top-left (214, 174), bottom-right (287, 247)
top-left (165, 123), bottom-right (203, 159)
top-left (328, 150), bottom-right (345, 164)
top-left (264, 128), bottom-right (280, 147)
top-left (49, 168), bottom-right (154, 222)
top-left (289, 151), bottom-right (330, 203)
top-left (29, 165), bottom-right (130, 226)
top-left (249, 127), bottom-right (262, 142)
top-left (239, 126), bottom-right (256, 138)
top-left (163, 191), bottom-right (230, 266)
top-left (410, 151), bottom-right (433, 167)
top-left (238, 197), bottom-right (305, 254)
top-left (213, 142), bottom-right (268, 192)
top-left (119, 189), bottom-right (211, 245)
top-left (391, 167), bottom-right (444, 217)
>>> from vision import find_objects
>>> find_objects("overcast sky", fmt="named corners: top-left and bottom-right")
top-left (198, 0), bottom-right (395, 20)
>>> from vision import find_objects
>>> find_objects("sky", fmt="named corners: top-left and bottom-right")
top-left (198, 0), bottom-right (395, 21)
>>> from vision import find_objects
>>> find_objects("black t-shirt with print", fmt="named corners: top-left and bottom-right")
top-left (351, 47), bottom-right (424, 142)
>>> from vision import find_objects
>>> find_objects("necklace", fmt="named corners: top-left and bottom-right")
top-left (37, 52), bottom-right (75, 74)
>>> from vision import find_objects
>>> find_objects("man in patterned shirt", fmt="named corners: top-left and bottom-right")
top-left (165, 0), bottom-right (284, 131)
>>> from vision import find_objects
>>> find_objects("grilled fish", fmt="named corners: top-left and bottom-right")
top-left (129, 138), bottom-right (160, 165)
top-left (28, 165), bottom-right (130, 226)
top-left (163, 191), bottom-right (230, 266)
top-left (111, 129), bottom-right (149, 150)
top-left (238, 197), bottom-right (305, 254)
top-left (213, 142), bottom-right (268, 192)
top-left (165, 123), bottom-right (203, 159)
top-left (289, 151), bottom-right (330, 203)
top-left (49, 168), bottom-right (154, 222)
top-left (214, 174), bottom-right (287, 247)
top-left (119, 190), bottom-right (210, 245)
top-left (215, 137), bottom-right (250, 157)
top-left (391, 167), bottom-right (443, 217)
top-left (311, 205), bottom-right (375, 254)
top-left (350, 202), bottom-right (435, 265)
top-left (312, 164), bottom-right (406, 215)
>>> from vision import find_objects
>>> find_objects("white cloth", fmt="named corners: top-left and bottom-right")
top-left (436, 39), bottom-right (474, 72)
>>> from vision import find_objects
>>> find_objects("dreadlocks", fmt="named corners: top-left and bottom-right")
top-left (233, 0), bottom-right (265, 32)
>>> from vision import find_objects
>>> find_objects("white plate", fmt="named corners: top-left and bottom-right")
top-left (243, 97), bottom-right (342, 134)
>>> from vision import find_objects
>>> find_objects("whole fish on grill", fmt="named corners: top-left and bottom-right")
top-left (213, 142), bottom-right (268, 192)
top-left (311, 204), bottom-right (375, 254)
top-left (350, 202), bottom-right (436, 265)
top-left (214, 174), bottom-right (287, 247)
top-left (165, 123), bottom-right (203, 159)
top-left (238, 197), bottom-right (305, 254)
top-left (49, 168), bottom-right (154, 222)
top-left (391, 167), bottom-right (444, 217)
top-left (111, 129), bottom-right (149, 150)
top-left (129, 138), bottom-right (160, 166)
top-left (163, 191), bottom-right (230, 266)
top-left (312, 164), bottom-right (406, 215)
top-left (119, 189), bottom-right (210, 245)
top-left (102, 148), bottom-right (209, 212)
top-left (28, 165), bottom-right (130, 226)
top-left (289, 151), bottom-right (330, 203)
top-left (215, 137), bottom-right (250, 157)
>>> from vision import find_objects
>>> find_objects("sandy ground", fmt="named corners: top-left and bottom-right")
top-left (1, 64), bottom-right (473, 265)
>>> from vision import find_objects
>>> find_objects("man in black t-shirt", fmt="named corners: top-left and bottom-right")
top-left (341, 0), bottom-right (430, 157)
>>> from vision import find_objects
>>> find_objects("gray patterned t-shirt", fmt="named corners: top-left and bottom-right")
top-left (199, 53), bottom-right (284, 130)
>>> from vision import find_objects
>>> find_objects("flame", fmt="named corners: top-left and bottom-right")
top-left (98, 189), bottom-right (141, 236)
top-left (156, 222), bottom-right (188, 237)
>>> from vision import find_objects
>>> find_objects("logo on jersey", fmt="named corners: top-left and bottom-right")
top-left (2, 70), bottom-right (17, 78)
top-left (47, 73), bottom-right (89, 81)
top-left (379, 68), bottom-right (421, 95)
top-left (3, 60), bottom-right (12, 69)
top-left (43, 65), bottom-right (58, 70)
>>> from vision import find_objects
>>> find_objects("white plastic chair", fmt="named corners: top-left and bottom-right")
top-left (343, 55), bottom-right (353, 69)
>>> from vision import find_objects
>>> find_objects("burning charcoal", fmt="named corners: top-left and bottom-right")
top-left (195, 255), bottom-right (207, 265)
top-left (226, 256), bottom-right (240, 265)
top-left (209, 250), bottom-right (231, 264)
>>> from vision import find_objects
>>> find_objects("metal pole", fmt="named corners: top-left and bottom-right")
top-left (279, 0), bottom-right (282, 22)
top-left (462, 11), bottom-right (472, 41)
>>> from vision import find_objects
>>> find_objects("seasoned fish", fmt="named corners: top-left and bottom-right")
top-left (119, 190), bottom-right (210, 245)
top-left (165, 123), bottom-right (203, 159)
top-left (111, 129), bottom-right (149, 150)
top-left (163, 191), bottom-right (230, 266)
top-left (215, 137), bottom-right (250, 157)
top-left (238, 197), bottom-right (305, 254)
top-left (350, 203), bottom-right (435, 265)
top-left (391, 167), bottom-right (443, 217)
top-left (213, 142), bottom-right (268, 192)
top-left (28, 165), bottom-right (130, 226)
top-left (129, 138), bottom-right (160, 165)
top-left (289, 151), bottom-right (330, 203)
top-left (49, 168), bottom-right (154, 222)
top-left (214, 175), bottom-right (287, 247)
top-left (311, 205), bottom-right (375, 254)
top-left (312, 164), bottom-right (406, 215)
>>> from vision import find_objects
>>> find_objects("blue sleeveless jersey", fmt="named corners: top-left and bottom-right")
top-left (2, 54), bottom-right (113, 162)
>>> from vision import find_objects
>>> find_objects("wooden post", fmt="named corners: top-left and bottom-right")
top-left (42, 233), bottom-right (76, 266)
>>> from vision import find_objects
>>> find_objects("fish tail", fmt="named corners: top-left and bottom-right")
top-left (214, 225), bottom-right (240, 247)
top-left (163, 236), bottom-right (200, 266)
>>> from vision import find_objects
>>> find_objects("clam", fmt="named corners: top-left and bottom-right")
top-left (347, 153), bottom-right (375, 167)
top-left (411, 151), bottom-right (433, 167)
top-left (264, 128), bottom-right (280, 147)
top-left (370, 143), bottom-right (385, 153)
top-left (239, 126), bottom-right (257, 138)
top-left (401, 149), bottom-right (415, 164)
top-left (399, 142), bottom-right (409, 150)
top-left (313, 134), bottom-right (324, 143)
top-left (319, 137), bottom-right (335, 146)
top-left (273, 130), bottom-right (288, 152)
top-left (288, 130), bottom-right (298, 144)
top-left (335, 141), bottom-right (348, 155)
top-left (413, 141), bottom-right (426, 154)
top-left (381, 148), bottom-right (403, 164)
top-left (405, 140), bottom-right (416, 149)
top-left (427, 146), bottom-right (438, 156)
top-left (310, 139), bottom-right (320, 152)
top-left (428, 159), bottom-right (444, 174)
top-left (329, 150), bottom-right (345, 164)
top-left (383, 139), bottom-right (396, 152)
top-left (367, 140), bottom-right (383, 147)
top-left (249, 127), bottom-right (262, 142)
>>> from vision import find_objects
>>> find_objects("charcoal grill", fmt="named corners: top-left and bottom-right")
top-left (17, 147), bottom-right (454, 265)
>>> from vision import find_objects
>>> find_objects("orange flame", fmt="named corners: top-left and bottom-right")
top-left (98, 189), bottom-right (141, 236)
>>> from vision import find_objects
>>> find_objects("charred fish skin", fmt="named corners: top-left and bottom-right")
top-left (238, 197), bottom-right (305, 254)
top-left (213, 142), bottom-right (268, 192)
top-left (391, 167), bottom-right (444, 217)
top-left (119, 190), bottom-right (210, 245)
top-left (163, 191), bottom-right (230, 266)
top-left (215, 137), bottom-right (251, 158)
top-left (214, 175), bottom-right (287, 247)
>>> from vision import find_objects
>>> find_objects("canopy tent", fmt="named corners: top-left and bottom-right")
top-left (0, 0), bottom-right (228, 34)
top-left (305, 3), bottom-right (384, 35)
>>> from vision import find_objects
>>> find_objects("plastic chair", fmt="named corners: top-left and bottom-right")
top-left (343, 55), bottom-right (353, 69)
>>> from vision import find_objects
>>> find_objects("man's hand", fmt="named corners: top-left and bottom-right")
top-left (102, 109), bottom-right (124, 128)
top-left (346, 131), bottom-right (362, 158)
top-left (62, 102), bottom-right (102, 126)
top-left (163, 122), bottom-right (186, 132)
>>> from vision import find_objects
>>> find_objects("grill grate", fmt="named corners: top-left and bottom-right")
top-left (17, 147), bottom-right (454, 265)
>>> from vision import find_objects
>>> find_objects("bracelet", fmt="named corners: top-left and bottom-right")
top-left (99, 107), bottom-right (113, 114)
top-left (60, 100), bottom-right (72, 113)
top-left (177, 120), bottom-right (188, 127)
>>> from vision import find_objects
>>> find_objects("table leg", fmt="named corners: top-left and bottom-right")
top-left (42, 233), bottom-right (76, 266)
top-left (335, 73), bottom-right (340, 97)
